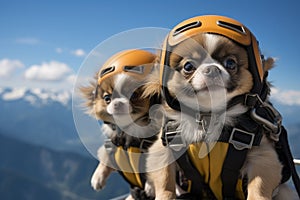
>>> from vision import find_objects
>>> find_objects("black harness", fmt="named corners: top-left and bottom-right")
top-left (161, 91), bottom-right (300, 199)
top-left (162, 109), bottom-right (263, 199)
top-left (104, 122), bottom-right (157, 200)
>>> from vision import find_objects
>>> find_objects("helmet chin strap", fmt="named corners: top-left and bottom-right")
top-left (246, 43), bottom-right (264, 97)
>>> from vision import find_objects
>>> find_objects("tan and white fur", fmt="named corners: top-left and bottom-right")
top-left (80, 72), bottom-right (162, 199)
top-left (144, 33), bottom-right (296, 199)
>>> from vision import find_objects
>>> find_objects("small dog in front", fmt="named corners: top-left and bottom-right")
top-left (145, 15), bottom-right (297, 200)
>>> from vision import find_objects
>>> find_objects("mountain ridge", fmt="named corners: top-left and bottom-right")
top-left (0, 87), bottom-right (72, 106)
top-left (0, 133), bottom-right (129, 200)
top-left (0, 86), bottom-right (86, 155)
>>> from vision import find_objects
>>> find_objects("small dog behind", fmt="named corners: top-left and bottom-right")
top-left (80, 49), bottom-right (162, 200)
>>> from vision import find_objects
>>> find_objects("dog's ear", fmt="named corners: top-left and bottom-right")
top-left (141, 50), bottom-right (163, 99)
top-left (79, 73), bottom-right (97, 109)
top-left (263, 57), bottom-right (275, 73)
top-left (141, 63), bottom-right (162, 99)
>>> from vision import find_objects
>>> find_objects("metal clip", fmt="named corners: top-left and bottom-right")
top-left (249, 95), bottom-right (282, 141)
top-left (195, 113), bottom-right (211, 134)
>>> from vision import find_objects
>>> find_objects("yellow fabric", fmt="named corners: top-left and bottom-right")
top-left (114, 146), bottom-right (143, 188)
top-left (187, 142), bottom-right (245, 200)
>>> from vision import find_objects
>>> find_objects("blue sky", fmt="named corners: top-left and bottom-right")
top-left (1, 0), bottom-right (300, 104)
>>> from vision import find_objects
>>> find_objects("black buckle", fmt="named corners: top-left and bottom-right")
top-left (229, 128), bottom-right (255, 150)
top-left (244, 93), bottom-right (260, 107)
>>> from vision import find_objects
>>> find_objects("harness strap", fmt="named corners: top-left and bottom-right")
top-left (279, 126), bottom-right (300, 198)
top-left (221, 145), bottom-right (248, 198)
top-left (221, 113), bottom-right (263, 198)
top-left (176, 149), bottom-right (217, 200)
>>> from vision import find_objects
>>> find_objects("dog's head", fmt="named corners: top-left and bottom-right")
top-left (160, 15), bottom-right (274, 112)
top-left (80, 49), bottom-right (156, 128)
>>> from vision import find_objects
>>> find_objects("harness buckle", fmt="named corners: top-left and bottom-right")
top-left (165, 130), bottom-right (185, 151)
top-left (244, 93), bottom-right (259, 107)
top-left (229, 128), bottom-right (255, 150)
top-left (248, 94), bottom-right (282, 141)
top-left (195, 113), bottom-right (211, 133)
top-left (163, 120), bottom-right (186, 151)
top-left (104, 139), bottom-right (115, 152)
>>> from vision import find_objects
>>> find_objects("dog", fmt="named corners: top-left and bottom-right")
top-left (80, 49), bottom-right (162, 200)
top-left (144, 15), bottom-right (296, 199)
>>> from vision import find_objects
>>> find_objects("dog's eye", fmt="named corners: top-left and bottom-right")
top-left (224, 57), bottom-right (237, 70)
top-left (103, 94), bottom-right (111, 104)
top-left (183, 62), bottom-right (196, 74)
top-left (130, 92), bottom-right (139, 101)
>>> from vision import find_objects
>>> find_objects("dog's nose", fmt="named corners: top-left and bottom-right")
top-left (202, 65), bottom-right (221, 77)
top-left (113, 101), bottom-right (124, 109)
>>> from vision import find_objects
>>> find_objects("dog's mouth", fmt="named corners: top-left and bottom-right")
top-left (110, 111), bottom-right (129, 116)
top-left (194, 84), bottom-right (225, 93)
top-left (109, 108), bottom-right (149, 127)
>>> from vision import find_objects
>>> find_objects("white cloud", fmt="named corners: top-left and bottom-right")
top-left (0, 59), bottom-right (24, 78)
top-left (71, 49), bottom-right (86, 57)
top-left (271, 88), bottom-right (300, 106)
top-left (66, 74), bottom-right (77, 85)
top-left (15, 37), bottom-right (40, 45)
top-left (24, 61), bottom-right (72, 81)
top-left (2, 88), bottom-right (26, 101)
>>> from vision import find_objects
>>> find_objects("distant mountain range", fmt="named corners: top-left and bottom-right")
top-left (0, 133), bottom-right (128, 200)
top-left (0, 87), bottom-right (131, 199)
top-left (0, 86), bottom-right (299, 156)
top-left (0, 87), bottom-right (88, 155)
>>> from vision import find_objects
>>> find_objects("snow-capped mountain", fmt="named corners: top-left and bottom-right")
top-left (0, 87), bottom-right (89, 155)
top-left (0, 87), bottom-right (72, 106)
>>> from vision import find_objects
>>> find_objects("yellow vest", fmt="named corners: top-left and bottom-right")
top-left (187, 142), bottom-right (245, 199)
top-left (113, 146), bottom-right (144, 188)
